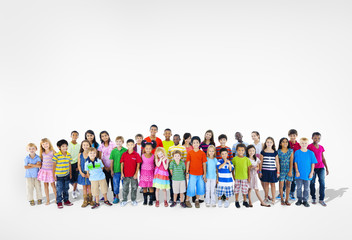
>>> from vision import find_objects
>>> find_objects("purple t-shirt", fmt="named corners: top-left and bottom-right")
top-left (307, 144), bottom-right (325, 169)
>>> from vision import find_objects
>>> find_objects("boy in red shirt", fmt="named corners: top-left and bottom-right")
top-left (120, 139), bottom-right (142, 207)
top-left (144, 124), bottom-right (163, 154)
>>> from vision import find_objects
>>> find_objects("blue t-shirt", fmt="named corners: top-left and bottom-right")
top-left (24, 154), bottom-right (41, 178)
top-left (216, 159), bottom-right (234, 187)
top-left (206, 157), bottom-right (217, 179)
top-left (84, 158), bottom-right (105, 181)
top-left (294, 150), bottom-right (317, 180)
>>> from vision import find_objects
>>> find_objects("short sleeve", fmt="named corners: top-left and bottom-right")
top-left (186, 151), bottom-right (191, 162)
top-left (136, 154), bottom-right (142, 163)
top-left (293, 151), bottom-right (298, 163)
top-left (311, 152), bottom-right (318, 164)
top-left (247, 158), bottom-right (252, 166)
top-left (109, 150), bottom-right (114, 160)
top-left (202, 152), bottom-right (207, 163)
top-left (274, 151), bottom-right (278, 157)
top-left (97, 144), bottom-right (102, 151)
top-left (120, 153), bottom-right (125, 163)
top-left (24, 157), bottom-right (28, 166)
top-left (52, 154), bottom-right (58, 163)
top-left (260, 150), bottom-right (264, 155)
top-left (169, 162), bottom-right (174, 171)
top-left (69, 154), bottom-right (73, 162)
top-left (321, 146), bottom-right (325, 152)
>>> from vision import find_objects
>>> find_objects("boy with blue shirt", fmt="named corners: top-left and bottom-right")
top-left (216, 148), bottom-right (234, 208)
top-left (294, 138), bottom-right (317, 207)
top-left (85, 147), bottom-right (112, 209)
top-left (24, 143), bottom-right (42, 206)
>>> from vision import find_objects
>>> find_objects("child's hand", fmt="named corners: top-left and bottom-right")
top-left (296, 171), bottom-right (300, 178)
top-left (133, 173), bottom-right (138, 179)
top-left (326, 169), bottom-right (329, 176)
top-left (277, 172), bottom-right (280, 178)
top-left (309, 173), bottom-right (313, 179)
top-left (70, 174), bottom-right (72, 179)
top-left (54, 176), bottom-right (57, 181)
top-left (111, 171), bottom-right (114, 177)
top-left (288, 171), bottom-right (292, 177)
top-left (259, 173), bottom-right (262, 178)
top-left (248, 177), bottom-right (251, 183)
top-left (203, 174), bottom-right (207, 183)
top-left (186, 173), bottom-right (189, 180)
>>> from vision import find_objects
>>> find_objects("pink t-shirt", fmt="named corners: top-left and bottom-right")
top-left (307, 143), bottom-right (325, 168)
top-left (98, 141), bottom-right (117, 168)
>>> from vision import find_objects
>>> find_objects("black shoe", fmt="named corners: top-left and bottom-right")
top-left (192, 196), bottom-right (196, 203)
top-left (235, 201), bottom-right (240, 208)
top-left (295, 200), bottom-right (302, 206)
top-left (221, 194), bottom-right (226, 201)
top-left (180, 202), bottom-right (187, 208)
top-left (143, 193), bottom-right (148, 205)
top-left (243, 201), bottom-right (249, 208)
top-left (198, 199), bottom-right (204, 203)
top-left (170, 202), bottom-right (177, 207)
top-left (148, 194), bottom-right (153, 206)
top-left (303, 201), bottom-right (310, 207)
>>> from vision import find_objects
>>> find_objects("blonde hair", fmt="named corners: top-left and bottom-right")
top-left (207, 145), bottom-right (216, 158)
top-left (39, 138), bottom-right (54, 159)
top-left (300, 137), bottom-right (309, 143)
top-left (88, 147), bottom-right (97, 153)
top-left (155, 147), bottom-right (167, 163)
top-left (27, 143), bottom-right (37, 150)
top-left (115, 136), bottom-right (124, 143)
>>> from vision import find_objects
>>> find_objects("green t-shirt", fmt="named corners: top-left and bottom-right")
top-left (169, 160), bottom-right (186, 181)
top-left (163, 140), bottom-right (174, 154)
top-left (109, 147), bottom-right (127, 173)
top-left (232, 156), bottom-right (252, 180)
top-left (68, 142), bottom-right (80, 164)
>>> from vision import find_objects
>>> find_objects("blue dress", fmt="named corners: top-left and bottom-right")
top-left (278, 149), bottom-right (294, 181)
top-left (77, 154), bottom-right (91, 185)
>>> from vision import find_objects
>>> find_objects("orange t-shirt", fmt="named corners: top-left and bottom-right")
top-left (186, 149), bottom-right (207, 176)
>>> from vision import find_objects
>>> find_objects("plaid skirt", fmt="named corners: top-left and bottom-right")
top-left (216, 185), bottom-right (234, 198)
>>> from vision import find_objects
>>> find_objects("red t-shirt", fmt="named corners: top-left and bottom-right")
top-left (186, 149), bottom-right (207, 176)
top-left (289, 141), bottom-right (301, 153)
top-left (144, 136), bottom-right (163, 154)
top-left (120, 151), bottom-right (142, 177)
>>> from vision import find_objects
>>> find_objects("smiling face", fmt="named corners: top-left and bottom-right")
top-left (173, 135), bottom-right (180, 146)
top-left (312, 135), bottom-right (321, 144)
top-left (219, 138), bottom-right (227, 146)
top-left (289, 134), bottom-right (297, 142)
top-left (136, 136), bottom-right (143, 144)
top-left (115, 139), bottom-right (123, 148)
top-left (28, 146), bottom-right (37, 155)
top-left (126, 141), bottom-right (135, 150)
top-left (41, 141), bottom-right (49, 150)
top-left (221, 150), bottom-right (228, 160)
top-left (185, 136), bottom-right (191, 145)
top-left (300, 140), bottom-right (309, 149)
top-left (82, 141), bottom-right (90, 151)
top-left (192, 140), bottom-right (200, 149)
top-left (150, 127), bottom-right (158, 137)
top-left (248, 147), bottom-right (256, 158)
top-left (145, 145), bottom-right (152, 154)
top-left (173, 153), bottom-right (181, 162)
top-left (164, 130), bottom-right (172, 140)
top-left (205, 132), bottom-right (212, 141)
top-left (71, 132), bottom-right (79, 141)
top-left (237, 147), bottom-right (245, 157)
top-left (86, 133), bottom-right (94, 143)
top-left (235, 132), bottom-right (243, 142)
top-left (157, 150), bottom-right (165, 159)
top-left (101, 133), bottom-right (109, 143)
top-left (266, 139), bottom-right (273, 150)
top-left (281, 138), bottom-right (289, 149)
top-left (88, 150), bottom-right (97, 160)
top-left (251, 132), bottom-right (259, 142)
top-left (59, 144), bottom-right (68, 153)
top-left (208, 147), bottom-right (215, 158)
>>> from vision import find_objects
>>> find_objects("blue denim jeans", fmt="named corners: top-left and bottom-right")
top-left (296, 178), bottom-right (310, 202)
top-left (310, 168), bottom-right (325, 201)
top-left (113, 172), bottom-right (121, 196)
top-left (56, 175), bottom-right (70, 203)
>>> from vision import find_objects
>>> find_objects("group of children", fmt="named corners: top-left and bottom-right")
top-left (24, 125), bottom-right (329, 209)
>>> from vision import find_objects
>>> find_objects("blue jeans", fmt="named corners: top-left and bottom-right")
top-left (310, 168), bottom-right (325, 201)
top-left (56, 175), bottom-right (70, 203)
top-left (186, 174), bottom-right (205, 197)
top-left (113, 172), bottom-right (121, 196)
top-left (296, 178), bottom-right (310, 202)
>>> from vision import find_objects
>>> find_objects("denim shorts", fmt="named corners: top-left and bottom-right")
top-left (186, 174), bottom-right (205, 197)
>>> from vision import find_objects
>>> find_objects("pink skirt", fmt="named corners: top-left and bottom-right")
top-left (139, 169), bottom-right (154, 188)
top-left (37, 169), bottom-right (54, 183)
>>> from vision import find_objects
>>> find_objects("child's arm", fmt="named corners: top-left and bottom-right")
top-left (322, 153), bottom-right (329, 175)
top-left (69, 159), bottom-right (72, 179)
top-left (216, 169), bottom-right (219, 184)
top-left (31, 161), bottom-right (42, 168)
top-left (288, 152), bottom-right (293, 177)
top-left (155, 158), bottom-right (161, 167)
top-left (110, 159), bottom-right (114, 177)
top-left (247, 166), bottom-right (251, 183)
top-left (309, 163), bottom-right (315, 179)
top-left (202, 162), bottom-right (207, 182)
top-left (52, 162), bottom-right (57, 181)
top-left (162, 158), bottom-right (168, 169)
top-left (218, 161), bottom-right (227, 170)
top-left (121, 162), bottom-right (124, 179)
top-left (134, 163), bottom-right (140, 179)
top-left (77, 154), bottom-right (85, 177)
top-left (258, 154), bottom-right (263, 178)
top-left (275, 155), bottom-right (280, 178)
top-left (186, 161), bottom-right (190, 180)
top-left (295, 162), bottom-right (300, 178)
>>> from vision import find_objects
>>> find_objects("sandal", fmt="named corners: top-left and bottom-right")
top-left (285, 201), bottom-right (291, 206)
top-left (281, 200), bottom-right (285, 205)
top-left (261, 203), bottom-right (271, 207)
top-left (29, 200), bottom-right (35, 206)
top-left (249, 204), bottom-right (253, 207)
top-left (104, 200), bottom-right (112, 206)
top-left (91, 202), bottom-right (100, 209)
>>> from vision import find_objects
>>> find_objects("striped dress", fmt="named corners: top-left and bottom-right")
top-left (37, 151), bottom-right (55, 183)
top-left (260, 150), bottom-right (278, 183)
top-left (153, 157), bottom-right (170, 189)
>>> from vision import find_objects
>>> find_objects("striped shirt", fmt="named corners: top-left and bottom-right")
top-left (260, 150), bottom-right (278, 171)
top-left (167, 144), bottom-right (187, 162)
top-left (169, 160), bottom-right (186, 181)
top-left (215, 146), bottom-right (232, 160)
top-left (41, 151), bottom-right (54, 171)
top-left (52, 151), bottom-right (72, 177)
top-left (216, 159), bottom-right (234, 187)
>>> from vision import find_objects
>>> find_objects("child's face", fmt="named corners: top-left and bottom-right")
top-left (82, 142), bottom-right (90, 151)
top-left (289, 134), bottom-right (297, 142)
top-left (266, 139), bottom-right (273, 149)
top-left (145, 145), bottom-right (152, 154)
top-left (300, 140), bottom-right (309, 149)
top-left (88, 150), bottom-right (96, 159)
top-left (101, 133), bottom-right (109, 143)
top-left (208, 148), bottom-right (215, 158)
top-left (205, 132), bottom-right (212, 140)
top-left (312, 135), bottom-right (321, 144)
top-left (60, 144), bottom-right (68, 153)
top-left (173, 135), bottom-right (180, 145)
top-left (185, 137), bottom-right (191, 144)
top-left (281, 139), bottom-right (289, 149)
top-left (86, 133), bottom-right (94, 142)
top-left (115, 140), bottom-right (123, 148)
top-left (221, 151), bottom-right (228, 160)
top-left (136, 137), bottom-right (143, 144)
top-left (164, 130), bottom-right (172, 139)
top-left (192, 140), bottom-right (200, 149)
top-left (157, 151), bottom-right (165, 158)
top-left (71, 132), bottom-right (79, 141)
top-left (127, 142), bottom-right (135, 150)
top-left (251, 133), bottom-right (259, 142)
top-left (235, 132), bottom-right (243, 141)
top-left (237, 147), bottom-right (245, 157)
top-left (42, 142), bottom-right (49, 150)
top-left (219, 138), bottom-right (227, 146)
top-left (173, 153), bottom-right (181, 162)
top-left (248, 147), bottom-right (256, 158)
top-left (28, 146), bottom-right (37, 154)
top-left (150, 127), bottom-right (158, 136)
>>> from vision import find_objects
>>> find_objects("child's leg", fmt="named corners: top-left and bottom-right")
top-left (113, 172), bottom-right (121, 199)
top-left (180, 193), bottom-right (184, 202)
top-left (44, 183), bottom-right (50, 203)
top-left (131, 178), bottom-right (138, 201)
top-left (87, 185), bottom-right (91, 194)
top-left (317, 168), bottom-right (326, 201)
top-left (83, 185), bottom-right (87, 195)
top-left (73, 182), bottom-right (77, 192)
top-left (296, 179), bottom-right (303, 201)
top-left (303, 180), bottom-right (309, 202)
top-left (149, 187), bottom-right (154, 193)
top-left (35, 179), bottom-right (42, 200)
top-left (235, 193), bottom-right (239, 201)
top-left (101, 180), bottom-right (108, 201)
top-left (63, 176), bottom-right (70, 202)
top-left (143, 187), bottom-right (147, 193)
top-left (51, 182), bottom-right (57, 199)
top-left (211, 179), bottom-right (216, 205)
top-left (26, 178), bottom-right (34, 201)
top-left (264, 182), bottom-right (269, 199)
top-left (270, 183), bottom-right (276, 203)
top-left (279, 181), bottom-right (284, 200)
top-left (122, 177), bottom-right (130, 202)
top-left (248, 189), bottom-right (252, 205)
top-left (285, 181), bottom-right (291, 202)
top-left (163, 189), bottom-right (167, 201)
top-left (234, 180), bottom-right (240, 201)
top-left (155, 188), bottom-right (160, 201)
top-left (243, 180), bottom-right (249, 202)
top-left (255, 189), bottom-right (266, 205)
top-left (173, 193), bottom-right (178, 202)
top-left (205, 179), bottom-right (210, 204)
top-left (56, 177), bottom-right (63, 203)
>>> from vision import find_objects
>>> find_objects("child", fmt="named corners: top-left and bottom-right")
top-left (78, 140), bottom-right (93, 208)
top-left (153, 147), bottom-right (170, 207)
top-left (139, 140), bottom-right (156, 206)
top-left (24, 143), bottom-right (42, 206)
top-left (185, 136), bottom-right (207, 208)
top-left (98, 131), bottom-right (116, 199)
top-left (85, 130), bottom-right (100, 149)
top-left (169, 150), bottom-right (186, 208)
top-left (163, 128), bottom-right (174, 154)
top-left (215, 134), bottom-right (232, 160)
top-left (37, 138), bottom-right (57, 205)
top-left (133, 134), bottom-right (143, 156)
top-left (246, 145), bottom-right (270, 207)
top-left (109, 136), bottom-right (127, 204)
top-left (68, 130), bottom-right (80, 199)
top-left (52, 139), bottom-right (73, 209)
top-left (85, 147), bottom-right (113, 209)
top-left (232, 144), bottom-right (252, 208)
top-left (308, 132), bottom-right (329, 206)
top-left (145, 124), bottom-right (163, 154)
top-left (232, 132), bottom-right (249, 157)
top-left (216, 148), bottom-right (234, 208)
top-left (182, 133), bottom-right (193, 153)
top-left (278, 138), bottom-right (294, 205)
top-left (259, 137), bottom-right (280, 205)
top-left (205, 145), bottom-right (217, 207)
top-left (294, 138), bottom-right (317, 207)
top-left (120, 139), bottom-right (142, 206)
top-left (200, 130), bottom-right (215, 153)
top-left (251, 131), bottom-right (263, 158)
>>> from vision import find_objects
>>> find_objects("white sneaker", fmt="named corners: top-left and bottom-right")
top-left (132, 201), bottom-right (138, 206)
top-left (224, 200), bottom-right (230, 208)
top-left (212, 203), bottom-right (217, 207)
top-left (75, 189), bottom-right (80, 196)
top-left (121, 201), bottom-right (128, 207)
top-left (218, 200), bottom-right (223, 208)
top-left (72, 191), bottom-right (77, 199)
top-left (206, 203), bottom-right (210, 207)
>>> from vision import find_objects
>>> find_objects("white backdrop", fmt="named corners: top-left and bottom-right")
top-left (1, 0), bottom-right (351, 239)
